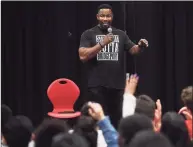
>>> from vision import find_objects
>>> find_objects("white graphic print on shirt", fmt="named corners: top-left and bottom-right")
top-left (96, 35), bottom-right (119, 61)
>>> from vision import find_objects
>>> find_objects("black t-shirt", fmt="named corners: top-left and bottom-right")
top-left (79, 26), bottom-right (135, 89)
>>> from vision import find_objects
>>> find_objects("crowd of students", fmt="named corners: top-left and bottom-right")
top-left (1, 75), bottom-right (193, 147)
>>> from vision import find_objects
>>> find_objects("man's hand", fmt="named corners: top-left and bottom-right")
top-left (88, 102), bottom-right (105, 121)
top-left (138, 39), bottom-right (149, 48)
top-left (100, 33), bottom-right (114, 47)
top-left (124, 74), bottom-right (139, 95)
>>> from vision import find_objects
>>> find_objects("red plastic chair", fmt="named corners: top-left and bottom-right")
top-left (47, 78), bottom-right (81, 118)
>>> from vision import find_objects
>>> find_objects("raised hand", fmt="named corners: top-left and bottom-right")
top-left (154, 99), bottom-right (162, 132)
top-left (178, 106), bottom-right (192, 120)
top-left (88, 102), bottom-right (105, 121)
top-left (124, 74), bottom-right (139, 95)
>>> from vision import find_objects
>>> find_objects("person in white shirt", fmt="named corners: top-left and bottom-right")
top-left (122, 74), bottom-right (139, 118)
top-left (122, 74), bottom-right (162, 132)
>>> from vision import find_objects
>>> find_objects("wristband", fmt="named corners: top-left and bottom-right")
top-left (98, 41), bottom-right (104, 48)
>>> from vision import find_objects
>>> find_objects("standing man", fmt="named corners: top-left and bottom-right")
top-left (78, 4), bottom-right (148, 128)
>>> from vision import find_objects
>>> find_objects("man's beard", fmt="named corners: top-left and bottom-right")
top-left (99, 22), bottom-right (110, 30)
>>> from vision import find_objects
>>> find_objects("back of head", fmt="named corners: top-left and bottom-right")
top-left (118, 113), bottom-right (153, 146)
top-left (135, 95), bottom-right (156, 120)
top-left (35, 118), bottom-right (69, 147)
top-left (52, 132), bottom-right (89, 147)
top-left (181, 86), bottom-right (193, 113)
top-left (128, 130), bottom-right (173, 147)
top-left (80, 102), bottom-right (91, 116)
top-left (161, 112), bottom-right (191, 147)
top-left (61, 117), bottom-right (79, 129)
top-left (80, 102), bottom-right (97, 125)
top-left (1, 104), bottom-right (13, 131)
top-left (74, 115), bottom-right (97, 147)
top-left (2, 116), bottom-right (32, 147)
top-left (16, 115), bottom-right (34, 133)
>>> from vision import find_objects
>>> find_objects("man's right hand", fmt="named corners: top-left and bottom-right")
top-left (101, 33), bottom-right (114, 47)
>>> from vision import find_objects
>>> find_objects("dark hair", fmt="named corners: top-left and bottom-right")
top-left (181, 86), bottom-right (193, 113)
top-left (79, 102), bottom-right (98, 147)
top-left (118, 113), bottom-right (153, 146)
top-left (2, 116), bottom-right (32, 147)
top-left (74, 115), bottom-right (98, 147)
top-left (97, 4), bottom-right (112, 13)
top-left (161, 112), bottom-right (191, 147)
top-left (52, 132), bottom-right (89, 147)
top-left (35, 118), bottom-right (69, 147)
top-left (128, 130), bottom-right (174, 147)
top-left (47, 116), bottom-right (79, 129)
top-left (16, 115), bottom-right (34, 133)
top-left (135, 95), bottom-right (156, 120)
top-left (80, 102), bottom-right (91, 116)
top-left (1, 104), bottom-right (13, 131)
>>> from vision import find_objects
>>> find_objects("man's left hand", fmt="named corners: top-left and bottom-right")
top-left (138, 39), bottom-right (149, 48)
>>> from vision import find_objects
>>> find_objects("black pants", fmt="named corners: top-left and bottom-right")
top-left (87, 86), bottom-right (124, 128)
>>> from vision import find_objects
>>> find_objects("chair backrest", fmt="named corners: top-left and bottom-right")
top-left (47, 78), bottom-right (80, 113)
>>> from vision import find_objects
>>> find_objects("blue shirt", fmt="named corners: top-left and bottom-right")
top-left (97, 116), bottom-right (118, 147)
